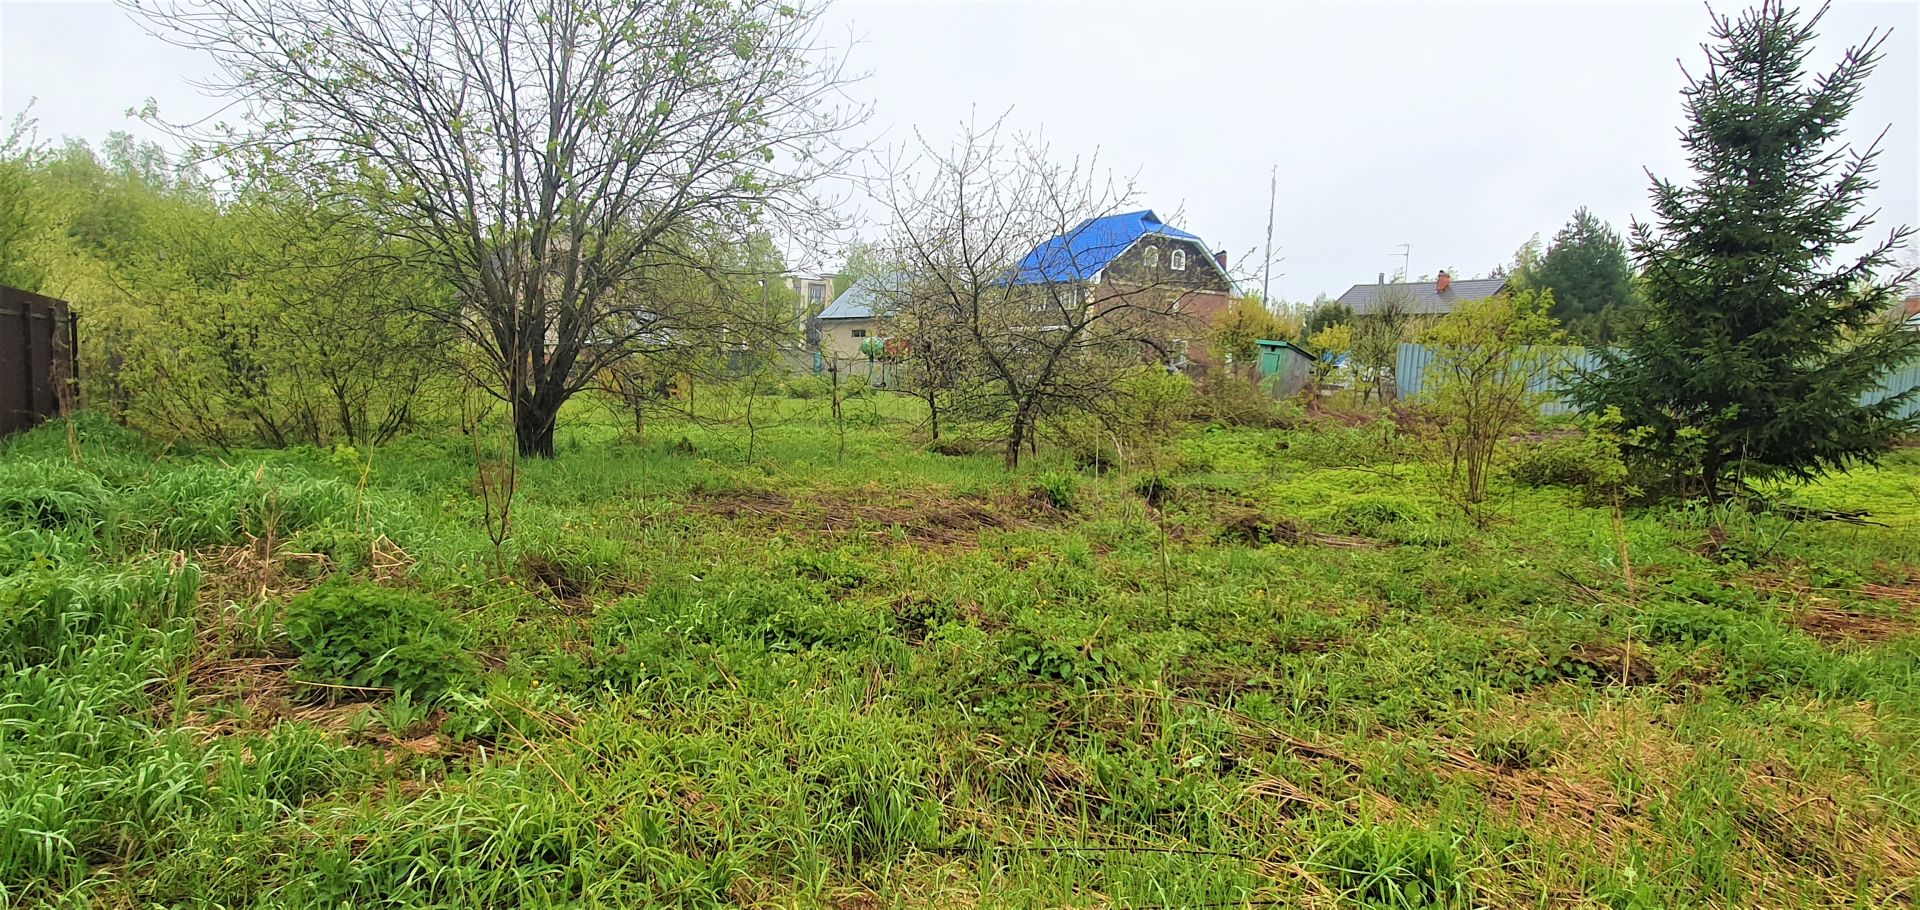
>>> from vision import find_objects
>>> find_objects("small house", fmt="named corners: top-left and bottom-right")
top-left (1337, 271), bottom-right (1508, 318)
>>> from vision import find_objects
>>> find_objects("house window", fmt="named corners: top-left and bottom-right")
top-left (808, 284), bottom-right (826, 306)
top-left (851, 329), bottom-right (868, 338)
top-left (1170, 249), bottom-right (1187, 271)
top-left (1144, 246), bottom-right (1160, 268)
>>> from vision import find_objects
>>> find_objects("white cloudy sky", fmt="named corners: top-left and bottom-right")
top-left (4, 0), bottom-right (1916, 302)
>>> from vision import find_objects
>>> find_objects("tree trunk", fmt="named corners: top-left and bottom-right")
top-left (1005, 403), bottom-right (1033, 470)
top-left (514, 390), bottom-right (560, 458)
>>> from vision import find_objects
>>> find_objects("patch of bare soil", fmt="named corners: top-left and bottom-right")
top-left (688, 486), bottom-right (793, 519)
top-left (1215, 509), bottom-right (1378, 550)
top-left (1796, 606), bottom-right (1915, 644)
top-left (177, 652), bottom-right (377, 739)
top-left (1747, 571), bottom-right (1920, 644)
top-left (1562, 640), bottom-right (1659, 687)
top-left (689, 486), bottom-right (1055, 547)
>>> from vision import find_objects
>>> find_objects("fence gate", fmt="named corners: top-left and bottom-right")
top-left (1, 286), bottom-right (78, 437)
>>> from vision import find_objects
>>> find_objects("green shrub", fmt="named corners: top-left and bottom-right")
top-left (1202, 375), bottom-right (1281, 428)
top-left (284, 582), bottom-right (473, 699)
top-left (1283, 419), bottom-right (1407, 468)
top-left (785, 375), bottom-right (830, 399)
top-left (1035, 472), bottom-right (1080, 511)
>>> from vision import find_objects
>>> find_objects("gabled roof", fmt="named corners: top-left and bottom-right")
top-left (1012, 210), bottom-right (1208, 285)
top-left (1336, 277), bottom-right (1509, 316)
top-left (1256, 338), bottom-right (1316, 359)
top-left (817, 272), bottom-right (903, 320)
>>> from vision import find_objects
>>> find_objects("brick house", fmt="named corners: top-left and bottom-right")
top-left (1010, 210), bottom-right (1235, 374)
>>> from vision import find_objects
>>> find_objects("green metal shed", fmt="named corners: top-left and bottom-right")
top-left (1255, 339), bottom-right (1314, 397)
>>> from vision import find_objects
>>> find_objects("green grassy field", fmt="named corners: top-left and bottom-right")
top-left (3, 402), bottom-right (1918, 909)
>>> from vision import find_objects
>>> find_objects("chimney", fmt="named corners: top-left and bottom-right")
top-left (1214, 249), bottom-right (1228, 270)
top-left (1436, 270), bottom-right (1451, 294)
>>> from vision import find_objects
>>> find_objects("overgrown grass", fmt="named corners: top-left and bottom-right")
top-left (2, 407), bottom-right (1917, 908)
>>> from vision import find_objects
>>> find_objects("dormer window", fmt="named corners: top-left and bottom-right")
top-left (1170, 249), bottom-right (1187, 271)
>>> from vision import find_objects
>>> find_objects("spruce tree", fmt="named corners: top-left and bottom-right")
top-left (1535, 208), bottom-right (1636, 344)
top-left (1569, 2), bottom-right (1920, 500)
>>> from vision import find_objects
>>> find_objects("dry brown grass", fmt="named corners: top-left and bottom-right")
top-left (1746, 569), bottom-right (1920, 644)
top-left (688, 485), bottom-right (1058, 548)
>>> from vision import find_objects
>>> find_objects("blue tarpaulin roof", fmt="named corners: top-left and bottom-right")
top-left (1011, 210), bottom-right (1204, 285)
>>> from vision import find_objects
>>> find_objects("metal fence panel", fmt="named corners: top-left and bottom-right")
top-left (1396, 341), bottom-right (1920, 419)
top-left (1, 286), bottom-right (76, 437)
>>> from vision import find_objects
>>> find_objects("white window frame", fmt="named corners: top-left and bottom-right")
top-left (1143, 245), bottom-right (1160, 269)
top-left (1170, 249), bottom-right (1187, 272)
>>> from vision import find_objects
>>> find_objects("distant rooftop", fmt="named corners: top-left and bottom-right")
top-left (1336, 274), bottom-right (1508, 316)
top-left (817, 272), bottom-right (904, 320)
top-left (1012, 210), bottom-right (1211, 285)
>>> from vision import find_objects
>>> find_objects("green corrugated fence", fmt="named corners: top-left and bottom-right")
top-left (1394, 342), bottom-right (1920, 419)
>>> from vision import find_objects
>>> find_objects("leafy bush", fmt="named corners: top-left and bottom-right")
top-left (284, 582), bottom-right (473, 699)
top-left (1202, 375), bottom-right (1283, 428)
top-left (785, 375), bottom-right (831, 399)
top-left (1048, 368), bottom-right (1196, 472)
top-left (1282, 419), bottom-right (1406, 468)
top-left (1035, 472), bottom-right (1080, 511)
top-left (1325, 494), bottom-right (1428, 536)
top-left (1507, 410), bottom-right (1630, 502)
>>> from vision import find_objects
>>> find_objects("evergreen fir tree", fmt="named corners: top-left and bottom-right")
top-left (1534, 208), bottom-right (1637, 344)
top-left (1569, 2), bottom-right (1920, 500)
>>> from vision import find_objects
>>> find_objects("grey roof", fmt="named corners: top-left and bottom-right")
top-left (817, 272), bottom-right (904, 320)
top-left (1336, 277), bottom-right (1509, 316)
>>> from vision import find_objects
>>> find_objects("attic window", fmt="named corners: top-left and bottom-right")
top-left (1144, 246), bottom-right (1160, 268)
top-left (1170, 249), bottom-right (1187, 271)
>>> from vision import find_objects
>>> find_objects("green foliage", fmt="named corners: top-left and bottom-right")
top-left (0, 111), bottom-right (45, 291)
top-left (17, 138), bottom-right (449, 447)
top-left (1308, 322), bottom-right (1355, 390)
top-left (1419, 289), bottom-right (1564, 513)
top-left (1305, 297), bottom-right (1353, 337)
top-left (1506, 410), bottom-right (1631, 502)
top-left (1035, 471), bottom-right (1080, 510)
top-left (1307, 821), bottom-right (1468, 908)
top-left (1569, 4), bottom-right (1920, 499)
top-left (1048, 367), bottom-right (1195, 472)
top-left (2, 387), bottom-right (1919, 907)
top-left (1522, 207), bottom-right (1638, 344)
top-left (284, 582), bottom-right (473, 699)
top-left (1210, 295), bottom-right (1297, 366)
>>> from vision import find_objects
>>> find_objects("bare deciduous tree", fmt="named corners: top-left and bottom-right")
top-left (129, 0), bottom-right (860, 456)
top-left (874, 118), bottom-right (1211, 468)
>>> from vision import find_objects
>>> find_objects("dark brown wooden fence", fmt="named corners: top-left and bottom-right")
top-left (1, 286), bottom-right (78, 437)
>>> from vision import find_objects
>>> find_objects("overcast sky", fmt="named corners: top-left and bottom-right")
top-left (4, 0), bottom-right (1916, 303)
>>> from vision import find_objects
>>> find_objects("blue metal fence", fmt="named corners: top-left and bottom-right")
top-left (1395, 342), bottom-right (1920, 419)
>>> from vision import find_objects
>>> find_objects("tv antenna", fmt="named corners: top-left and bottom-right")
top-left (1393, 243), bottom-right (1411, 280)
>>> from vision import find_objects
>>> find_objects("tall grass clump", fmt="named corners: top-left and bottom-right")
top-left (0, 560), bottom-right (202, 901)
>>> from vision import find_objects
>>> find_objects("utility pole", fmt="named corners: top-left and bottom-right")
top-left (1262, 165), bottom-right (1277, 306)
